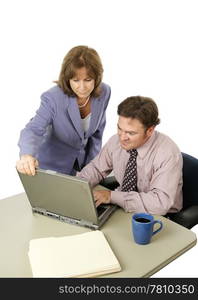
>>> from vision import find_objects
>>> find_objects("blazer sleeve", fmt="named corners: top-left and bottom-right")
top-left (18, 94), bottom-right (54, 157)
top-left (83, 85), bottom-right (111, 165)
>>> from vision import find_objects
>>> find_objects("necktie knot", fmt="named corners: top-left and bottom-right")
top-left (128, 149), bottom-right (138, 157)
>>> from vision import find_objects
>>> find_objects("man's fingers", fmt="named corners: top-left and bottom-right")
top-left (93, 191), bottom-right (103, 207)
top-left (95, 199), bottom-right (102, 207)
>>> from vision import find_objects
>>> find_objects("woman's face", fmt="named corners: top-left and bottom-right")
top-left (69, 67), bottom-right (95, 99)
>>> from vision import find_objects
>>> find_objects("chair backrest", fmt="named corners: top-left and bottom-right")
top-left (182, 152), bottom-right (198, 209)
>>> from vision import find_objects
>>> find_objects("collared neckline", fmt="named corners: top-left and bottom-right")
top-left (136, 131), bottom-right (158, 159)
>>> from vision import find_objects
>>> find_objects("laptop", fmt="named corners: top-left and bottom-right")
top-left (17, 168), bottom-right (117, 230)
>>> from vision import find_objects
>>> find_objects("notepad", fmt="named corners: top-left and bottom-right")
top-left (28, 231), bottom-right (121, 277)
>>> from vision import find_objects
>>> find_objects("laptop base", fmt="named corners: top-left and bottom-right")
top-left (32, 204), bottom-right (117, 230)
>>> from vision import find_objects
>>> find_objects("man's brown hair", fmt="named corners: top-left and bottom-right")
top-left (117, 96), bottom-right (160, 129)
top-left (55, 45), bottom-right (103, 97)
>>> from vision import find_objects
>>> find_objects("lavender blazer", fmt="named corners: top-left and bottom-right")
top-left (18, 83), bottom-right (111, 175)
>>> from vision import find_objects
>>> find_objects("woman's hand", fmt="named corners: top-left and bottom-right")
top-left (16, 154), bottom-right (39, 176)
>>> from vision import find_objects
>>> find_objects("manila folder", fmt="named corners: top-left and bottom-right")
top-left (28, 230), bottom-right (121, 277)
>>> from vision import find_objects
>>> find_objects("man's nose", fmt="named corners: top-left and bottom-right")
top-left (119, 131), bottom-right (128, 140)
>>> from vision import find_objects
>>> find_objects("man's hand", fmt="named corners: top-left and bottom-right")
top-left (93, 190), bottom-right (111, 207)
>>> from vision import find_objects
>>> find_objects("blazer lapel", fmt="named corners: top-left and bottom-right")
top-left (67, 97), bottom-right (84, 140)
top-left (85, 97), bottom-right (101, 138)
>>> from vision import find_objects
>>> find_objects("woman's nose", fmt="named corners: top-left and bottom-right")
top-left (78, 81), bottom-right (85, 90)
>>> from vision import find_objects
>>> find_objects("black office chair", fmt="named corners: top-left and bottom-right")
top-left (169, 152), bottom-right (198, 229)
top-left (100, 152), bottom-right (198, 229)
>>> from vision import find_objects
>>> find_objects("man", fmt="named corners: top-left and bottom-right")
top-left (77, 96), bottom-right (183, 215)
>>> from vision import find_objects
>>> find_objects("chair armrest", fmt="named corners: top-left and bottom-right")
top-left (99, 176), bottom-right (119, 191)
top-left (169, 205), bottom-right (198, 229)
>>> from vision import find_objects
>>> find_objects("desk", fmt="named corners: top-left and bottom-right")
top-left (0, 193), bottom-right (196, 278)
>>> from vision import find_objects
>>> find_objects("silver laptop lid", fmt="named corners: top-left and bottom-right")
top-left (17, 168), bottom-right (99, 225)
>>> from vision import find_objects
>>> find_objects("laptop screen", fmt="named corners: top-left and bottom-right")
top-left (17, 169), bottom-right (99, 224)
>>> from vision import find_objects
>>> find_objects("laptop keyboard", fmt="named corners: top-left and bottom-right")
top-left (96, 205), bottom-right (107, 216)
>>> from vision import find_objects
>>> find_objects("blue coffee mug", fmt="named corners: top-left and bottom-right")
top-left (132, 213), bottom-right (163, 245)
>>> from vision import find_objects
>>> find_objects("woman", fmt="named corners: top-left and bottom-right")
top-left (16, 45), bottom-right (111, 176)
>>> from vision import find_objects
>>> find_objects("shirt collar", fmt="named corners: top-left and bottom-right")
top-left (136, 131), bottom-right (158, 159)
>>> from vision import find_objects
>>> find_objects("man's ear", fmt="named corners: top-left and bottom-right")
top-left (146, 126), bottom-right (155, 137)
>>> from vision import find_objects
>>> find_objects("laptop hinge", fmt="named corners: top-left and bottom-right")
top-left (60, 216), bottom-right (98, 230)
top-left (80, 219), bottom-right (98, 230)
top-left (59, 215), bottom-right (80, 225)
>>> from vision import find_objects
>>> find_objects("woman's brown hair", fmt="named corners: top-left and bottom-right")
top-left (55, 45), bottom-right (104, 97)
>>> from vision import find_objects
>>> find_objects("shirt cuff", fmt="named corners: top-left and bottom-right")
top-left (110, 191), bottom-right (125, 209)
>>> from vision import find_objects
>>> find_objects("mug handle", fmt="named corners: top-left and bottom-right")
top-left (152, 220), bottom-right (163, 236)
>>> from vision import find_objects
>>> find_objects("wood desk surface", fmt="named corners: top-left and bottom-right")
top-left (0, 193), bottom-right (196, 278)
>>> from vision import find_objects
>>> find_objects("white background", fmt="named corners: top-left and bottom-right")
top-left (0, 0), bottom-right (197, 277)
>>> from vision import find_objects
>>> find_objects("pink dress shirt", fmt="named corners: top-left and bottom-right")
top-left (77, 131), bottom-right (183, 215)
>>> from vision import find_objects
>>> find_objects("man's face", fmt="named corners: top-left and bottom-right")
top-left (117, 116), bottom-right (154, 151)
